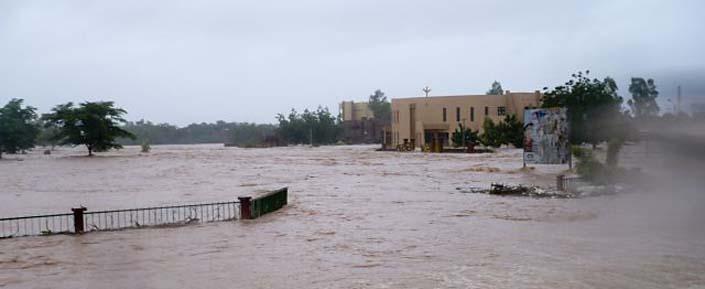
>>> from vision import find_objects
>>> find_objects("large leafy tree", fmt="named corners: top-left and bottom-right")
top-left (44, 101), bottom-right (135, 156)
top-left (367, 89), bottom-right (391, 123)
top-left (541, 70), bottom-right (623, 147)
top-left (627, 77), bottom-right (660, 118)
top-left (486, 81), bottom-right (504, 95)
top-left (0, 99), bottom-right (40, 159)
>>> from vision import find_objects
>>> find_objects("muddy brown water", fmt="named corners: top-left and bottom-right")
top-left (1, 144), bottom-right (703, 289)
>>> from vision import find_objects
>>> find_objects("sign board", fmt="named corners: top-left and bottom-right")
top-left (523, 108), bottom-right (570, 164)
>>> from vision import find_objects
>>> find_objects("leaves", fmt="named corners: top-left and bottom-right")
top-left (43, 101), bottom-right (135, 156)
top-left (486, 81), bottom-right (504, 95)
top-left (541, 70), bottom-right (624, 146)
top-left (0, 99), bottom-right (40, 157)
top-left (367, 89), bottom-right (391, 122)
top-left (451, 123), bottom-right (479, 147)
top-left (478, 114), bottom-right (523, 148)
top-left (628, 77), bottom-right (660, 118)
top-left (276, 106), bottom-right (341, 145)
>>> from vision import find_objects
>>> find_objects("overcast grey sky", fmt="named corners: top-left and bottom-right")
top-left (1, 0), bottom-right (704, 125)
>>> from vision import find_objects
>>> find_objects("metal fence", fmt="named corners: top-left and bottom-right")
top-left (0, 213), bottom-right (74, 238)
top-left (1, 200), bottom-right (239, 239)
top-left (83, 201), bottom-right (240, 232)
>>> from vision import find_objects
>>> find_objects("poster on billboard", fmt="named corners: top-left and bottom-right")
top-left (523, 108), bottom-right (570, 164)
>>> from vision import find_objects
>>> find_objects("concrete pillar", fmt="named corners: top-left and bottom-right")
top-left (72, 207), bottom-right (87, 234)
top-left (238, 196), bottom-right (252, 219)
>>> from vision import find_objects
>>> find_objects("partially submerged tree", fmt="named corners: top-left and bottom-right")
top-left (497, 114), bottom-right (524, 148)
top-left (367, 89), bottom-right (391, 122)
top-left (451, 123), bottom-right (479, 148)
top-left (43, 101), bottom-right (135, 156)
top-left (276, 106), bottom-right (341, 145)
top-left (479, 118), bottom-right (503, 148)
top-left (0, 99), bottom-right (40, 159)
top-left (543, 71), bottom-right (633, 180)
top-left (627, 77), bottom-right (660, 119)
top-left (486, 81), bottom-right (504, 95)
top-left (541, 70), bottom-right (623, 147)
top-left (477, 114), bottom-right (523, 149)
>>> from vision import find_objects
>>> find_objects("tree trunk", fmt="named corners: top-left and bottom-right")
top-left (0, 151), bottom-right (3, 159)
top-left (87, 146), bottom-right (93, 157)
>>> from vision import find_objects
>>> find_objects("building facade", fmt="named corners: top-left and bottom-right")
top-left (339, 101), bottom-right (389, 144)
top-left (390, 91), bottom-right (541, 148)
top-left (340, 101), bottom-right (375, 122)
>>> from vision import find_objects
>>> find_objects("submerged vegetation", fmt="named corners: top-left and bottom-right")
top-left (43, 101), bottom-right (136, 156)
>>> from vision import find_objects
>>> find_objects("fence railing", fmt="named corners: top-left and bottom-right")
top-left (0, 213), bottom-right (74, 238)
top-left (82, 201), bottom-right (240, 232)
top-left (1, 201), bottom-right (239, 239)
top-left (1, 187), bottom-right (289, 239)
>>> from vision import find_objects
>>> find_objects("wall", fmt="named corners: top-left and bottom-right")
top-left (340, 101), bottom-right (375, 122)
top-left (390, 91), bottom-right (541, 147)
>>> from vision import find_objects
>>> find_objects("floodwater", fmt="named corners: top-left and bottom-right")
top-left (1, 144), bottom-right (704, 289)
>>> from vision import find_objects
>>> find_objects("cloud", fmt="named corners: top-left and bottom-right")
top-left (1, 0), bottom-right (704, 125)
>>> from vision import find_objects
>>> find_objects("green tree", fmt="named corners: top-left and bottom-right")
top-left (486, 81), bottom-right (504, 95)
top-left (367, 89), bottom-right (391, 122)
top-left (479, 118), bottom-right (503, 148)
top-left (43, 101), bottom-right (135, 156)
top-left (498, 114), bottom-right (524, 148)
top-left (627, 77), bottom-right (660, 118)
top-left (276, 106), bottom-right (341, 145)
top-left (0, 99), bottom-right (40, 159)
top-left (541, 70), bottom-right (623, 147)
top-left (451, 123), bottom-right (479, 147)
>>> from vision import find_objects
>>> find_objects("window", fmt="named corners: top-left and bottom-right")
top-left (456, 107), bottom-right (460, 122)
top-left (442, 108), bottom-right (447, 122)
top-left (470, 107), bottom-right (474, 122)
top-left (498, 106), bottom-right (506, 116)
top-left (484, 106), bottom-right (489, 116)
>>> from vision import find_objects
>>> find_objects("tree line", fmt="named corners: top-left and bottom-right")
top-left (0, 77), bottom-right (697, 158)
top-left (120, 120), bottom-right (276, 147)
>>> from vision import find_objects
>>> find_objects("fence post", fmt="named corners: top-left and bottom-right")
top-left (556, 175), bottom-right (565, 191)
top-left (72, 207), bottom-right (87, 234)
top-left (238, 197), bottom-right (252, 220)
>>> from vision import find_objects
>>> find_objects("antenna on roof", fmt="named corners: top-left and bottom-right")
top-left (422, 86), bottom-right (432, 97)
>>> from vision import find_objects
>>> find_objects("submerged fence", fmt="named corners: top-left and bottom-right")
top-left (556, 175), bottom-right (586, 192)
top-left (1, 187), bottom-right (288, 239)
top-left (0, 213), bottom-right (75, 238)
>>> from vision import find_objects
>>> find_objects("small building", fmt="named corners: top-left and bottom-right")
top-left (339, 101), bottom-right (390, 144)
top-left (390, 91), bottom-right (541, 149)
top-left (340, 101), bottom-right (375, 122)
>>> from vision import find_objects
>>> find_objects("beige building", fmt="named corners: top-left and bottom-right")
top-left (340, 101), bottom-right (375, 121)
top-left (391, 91), bottom-right (541, 148)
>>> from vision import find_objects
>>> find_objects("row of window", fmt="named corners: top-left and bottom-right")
top-left (442, 106), bottom-right (506, 122)
top-left (393, 105), bottom-right (511, 124)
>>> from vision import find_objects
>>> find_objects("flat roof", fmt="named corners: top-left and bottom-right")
top-left (391, 92), bottom-right (539, 101)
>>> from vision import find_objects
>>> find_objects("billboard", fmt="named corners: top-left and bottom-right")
top-left (523, 108), bottom-right (570, 164)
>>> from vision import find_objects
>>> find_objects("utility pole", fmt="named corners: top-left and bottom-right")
top-left (677, 85), bottom-right (682, 115)
top-left (310, 128), bottom-right (313, 147)
top-left (422, 86), bottom-right (431, 97)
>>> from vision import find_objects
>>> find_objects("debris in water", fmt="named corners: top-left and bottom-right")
top-left (456, 183), bottom-right (624, 198)
top-left (456, 183), bottom-right (575, 198)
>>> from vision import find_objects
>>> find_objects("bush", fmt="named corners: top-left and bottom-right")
top-left (141, 141), bottom-right (151, 153)
top-left (451, 124), bottom-right (479, 147)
